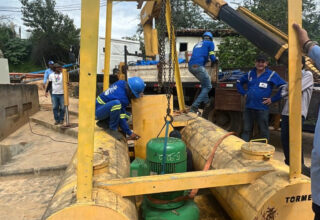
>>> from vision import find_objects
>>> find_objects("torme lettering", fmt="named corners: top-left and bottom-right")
top-left (285, 194), bottom-right (312, 203)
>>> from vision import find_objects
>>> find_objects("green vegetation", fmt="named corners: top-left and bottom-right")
top-left (0, 23), bottom-right (31, 67)
top-left (170, 0), bottom-right (220, 30)
top-left (3, 38), bottom-right (31, 65)
top-left (0, 0), bottom-right (80, 72)
top-left (9, 60), bottom-right (42, 73)
top-left (20, 0), bottom-right (80, 66)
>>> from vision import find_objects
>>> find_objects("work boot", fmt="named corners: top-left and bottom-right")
top-left (105, 129), bottom-right (125, 141)
top-left (202, 101), bottom-right (213, 119)
top-left (190, 106), bottom-right (201, 116)
top-left (96, 119), bottom-right (109, 130)
top-left (189, 106), bottom-right (199, 113)
top-left (302, 165), bottom-right (310, 177)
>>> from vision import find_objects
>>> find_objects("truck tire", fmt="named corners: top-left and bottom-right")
top-left (203, 100), bottom-right (243, 135)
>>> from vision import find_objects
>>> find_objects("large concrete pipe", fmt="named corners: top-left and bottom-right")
top-left (181, 115), bottom-right (313, 220)
top-left (42, 128), bottom-right (138, 220)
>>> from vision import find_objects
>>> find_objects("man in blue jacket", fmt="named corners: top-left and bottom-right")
top-left (95, 77), bottom-right (145, 140)
top-left (236, 54), bottom-right (286, 141)
top-left (188, 31), bottom-right (217, 113)
top-left (43, 61), bottom-right (54, 90)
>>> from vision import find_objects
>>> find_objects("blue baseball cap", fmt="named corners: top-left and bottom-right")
top-left (48, 61), bottom-right (54, 65)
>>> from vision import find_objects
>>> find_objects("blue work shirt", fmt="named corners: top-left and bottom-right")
top-left (309, 45), bottom-right (320, 207)
top-left (189, 40), bottom-right (216, 66)
top-left (43, 68), bottom-right (53, 84)
top-left (236, 67), bottom-right (286, 110)
top-left (96, 80), bottom-right (131, 135)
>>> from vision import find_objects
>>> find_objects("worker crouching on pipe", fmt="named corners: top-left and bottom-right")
top-left (95, 76), bottom-right (145, 140)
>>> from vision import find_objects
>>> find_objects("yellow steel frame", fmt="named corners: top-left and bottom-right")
top-left (62, 68), bottom-right (69, 106)
top-left (165, 0), bottom-right (185, 111)
top-left (97, 166), bottom-right (274, 196)
top-left (77, 0), bottom-right (100, 203)
top-left (143, 22), bottom-right (153, 57)
top-left (103, 0), bottom-right (113, 90)
top-left (288, 0), bottom-right (302, 180)
top-left (192, 0), bottom-right (227, 18)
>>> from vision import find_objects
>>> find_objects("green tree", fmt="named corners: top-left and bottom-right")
top-left (0, 22), bottom-right (31, 65)
top-left (170, 0), bottom-right (220, 30)
top-left (0, 23), bottom-right (15, 52)
top-left (20, 0), bottom-right (80, 65)
top-left (3, 38), bottom-right (31, 65)
top-left (217, 36), bottom-right (258, 69)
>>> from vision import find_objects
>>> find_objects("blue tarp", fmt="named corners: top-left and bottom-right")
top-left (134, 58), bottom-right (186, 66)
top-left (218, 69), bottom-right (245, 82)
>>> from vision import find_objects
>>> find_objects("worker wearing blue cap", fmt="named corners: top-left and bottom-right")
top-left (43, 61), bottom-right (55, 90)
top-left (188, 31), bottom-right (217, 113)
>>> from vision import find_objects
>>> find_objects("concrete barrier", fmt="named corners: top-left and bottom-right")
top-left (0, 84), bottom-right (39, 141)
top-left (0, 58), bottom-right (9, 84)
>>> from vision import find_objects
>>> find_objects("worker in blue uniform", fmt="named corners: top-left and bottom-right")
top-left (236, 54), bottom-right (286, 142)
top-left (188, 31), bottom-right (217, 113)
top-left (95, 77), bottom-right (145, 140)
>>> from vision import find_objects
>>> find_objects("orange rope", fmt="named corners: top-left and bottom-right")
top-left (188, 131), bottom-right (234, 198)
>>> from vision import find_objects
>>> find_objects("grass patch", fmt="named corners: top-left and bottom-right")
top-left (9, 60), bottom-right (43, 73)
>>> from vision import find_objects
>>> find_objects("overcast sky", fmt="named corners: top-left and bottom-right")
top-left (0, 0), bottom-right (242, 39)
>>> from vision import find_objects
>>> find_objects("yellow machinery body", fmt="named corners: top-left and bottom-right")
top-left (42, 129), bottom-right (138, 220)
top-left (181, 115), bottom-right (313, 220)
top-left (43, 105), bottom-right (313, 220)
top-left (132, 94), bottom-right (173, 159)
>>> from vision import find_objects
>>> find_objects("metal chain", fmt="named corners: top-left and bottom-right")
top-left (167, 0), bottom-right (174, 104)
top-left (157, 0), bottom-right (175, 116)
top-left (157, 0), bottom-right (176, 175)
top-left (158, 0), bottom-right (167, 92)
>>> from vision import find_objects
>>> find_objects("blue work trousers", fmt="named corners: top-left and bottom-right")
top-left (188, 64), bottom-right (212, 108)
top-left (95, 100), bottom-right (121, 131)
top-left (281, 115), bottom-right (305, 165)
top-left (313, 203), bottom-right (320, 220)
top-left (51, 94), bottom-right (65, 122)
top-left (241, 108), bottom-right (269, 142)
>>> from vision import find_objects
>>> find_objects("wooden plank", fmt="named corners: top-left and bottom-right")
top-left (96, 166), bottom-right (274, 196)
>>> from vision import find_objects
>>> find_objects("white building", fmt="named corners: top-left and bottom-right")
top-left (97, 38), bottom-right (141, 75)
top-left (165, 29), bottom-right (236, 59)
top-left (98, 29), bottom-right (236, 74)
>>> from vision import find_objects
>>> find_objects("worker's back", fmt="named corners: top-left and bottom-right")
top-left (189, 40), bottom-right (215, 66)
top-left (97, 80), bottom-right (129, 109)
